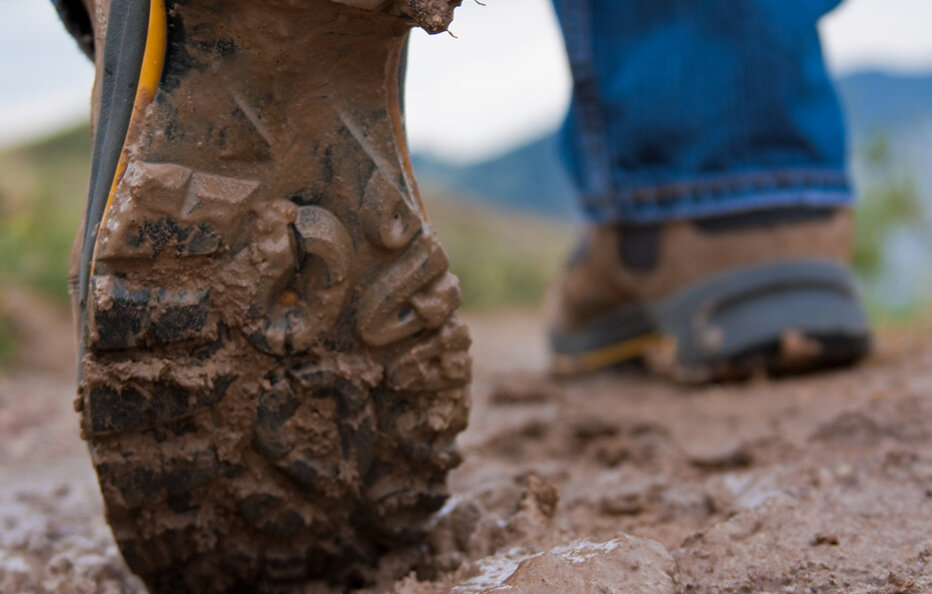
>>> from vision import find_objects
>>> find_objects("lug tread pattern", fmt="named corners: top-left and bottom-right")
top-left (82, 163), bottom-right (470, 592)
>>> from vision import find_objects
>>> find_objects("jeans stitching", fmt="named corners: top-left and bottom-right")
top-left (583, 184), bottom-right (852, 224)
top-left (609, 168), bottom-right (849, 203)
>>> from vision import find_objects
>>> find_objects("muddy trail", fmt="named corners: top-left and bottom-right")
top-left (1, 287), bottom-right (931, 593)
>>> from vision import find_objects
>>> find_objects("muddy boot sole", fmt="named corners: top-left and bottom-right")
top-left (75, 1), bottom-right (468, 591)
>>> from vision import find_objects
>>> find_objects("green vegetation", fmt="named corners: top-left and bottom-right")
top-left (424, 191), bottom-right (573, 310)
top-left (852, 135), bottom-right (922, 278)
top-left (0, 125), bottom-right (90, 300)
top-left (0, 308), bottom-right (15, 362)
top-left (0, 125), bottom-right (90, 363)
top-left (849, 133), bottom-right (930, 322)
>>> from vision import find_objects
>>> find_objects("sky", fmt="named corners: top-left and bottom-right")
top-left (3, 0), bottom-right (932, 162)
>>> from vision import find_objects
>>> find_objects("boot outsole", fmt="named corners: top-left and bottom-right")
top-left (76, 1), bottom-right (470, 591)
top-left (550, 260), bottom-right (871, 382)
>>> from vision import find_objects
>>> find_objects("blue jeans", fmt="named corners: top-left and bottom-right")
top-left (553, 0), bottom-right (850, 224)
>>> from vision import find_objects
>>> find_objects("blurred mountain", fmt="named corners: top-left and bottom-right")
top-left (412, 70), bottom-right (932, 219)
top-left (836, 71), bottom-right (932, 141)
top-left (412, 132), bottom-right (579, 220)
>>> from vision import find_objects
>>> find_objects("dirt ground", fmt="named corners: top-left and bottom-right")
top-left (2, 286), bottom-right (932, 593)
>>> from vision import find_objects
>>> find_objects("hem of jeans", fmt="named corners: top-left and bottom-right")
top-left (609, 168), bottom-right (849, 204)
top-left (582, 187), bottom-right (853, 225)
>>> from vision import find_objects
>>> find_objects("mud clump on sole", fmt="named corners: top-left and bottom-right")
top-left (75, 0), bottom-right (470, 591)
top-left (398, 0), bottom-right (462, 33)
top-left (330, 0), bottom-right (463, 34)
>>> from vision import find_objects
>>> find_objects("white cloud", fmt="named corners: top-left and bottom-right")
top-left (404, 0), bottom-right (571, 163)
top-left (0, 0), bottom-right (94, 147)
top-left (821, 0), bottom-right (932, 74)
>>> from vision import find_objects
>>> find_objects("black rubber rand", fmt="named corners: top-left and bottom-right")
top-left (79, 0), bottom-right (150, 364)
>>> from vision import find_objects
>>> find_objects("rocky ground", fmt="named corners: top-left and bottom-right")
top-left (2, 288), bottom-right (931, 593)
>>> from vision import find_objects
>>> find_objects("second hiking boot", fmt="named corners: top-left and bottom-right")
top-left (547, 207), bottom-right (871, 382)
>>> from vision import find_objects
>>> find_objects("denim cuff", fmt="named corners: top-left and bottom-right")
top-left (580, 168), bottom-right (853, 224)
top-left (553, 0), bottom-right (851, 225)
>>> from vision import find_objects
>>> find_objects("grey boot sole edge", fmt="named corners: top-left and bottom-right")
top-left (550, 260), bottom-right (871, 381)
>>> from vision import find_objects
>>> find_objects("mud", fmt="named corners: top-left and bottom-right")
top-left (3, 298), bottom-right (932, 592)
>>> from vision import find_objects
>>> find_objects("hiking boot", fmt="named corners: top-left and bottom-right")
top-left (546, 207), bottom-right (871, 382)
top-left (65, 0), bottom-right (469, 591)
